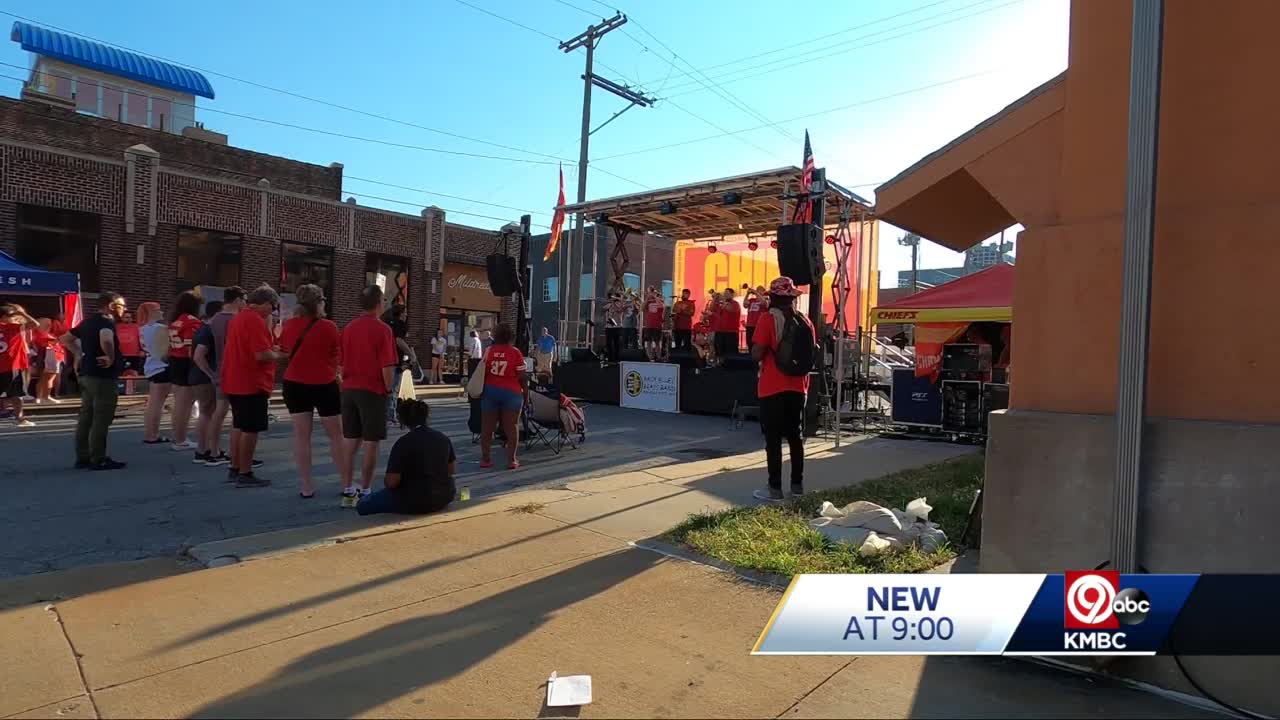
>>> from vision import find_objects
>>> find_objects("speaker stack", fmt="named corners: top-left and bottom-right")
top-left (485, 254), bottom-right (520, 297)
top-left (775, 223), bottom-right (825, 286)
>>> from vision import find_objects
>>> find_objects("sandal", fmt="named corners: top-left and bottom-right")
top-left (479, 460), bottom-right (493, 469)
top-left (143, 436), bottom-right (172, 445)
top-left (299, 491), bottom-right (315, 499)
top-left (508, 460), bottom-right (521, 470)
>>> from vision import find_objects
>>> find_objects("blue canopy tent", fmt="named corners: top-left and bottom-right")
top-left (0, 251), bottom-right (79, 295)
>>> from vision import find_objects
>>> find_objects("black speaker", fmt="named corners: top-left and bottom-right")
top-left (776, 223), bottom-right (824, 286)
top-left (720, 353), bottom-right (756, 372)
top-left (569, 348), bottom-right (598, 363)
top-left (485, 254), bottom-right (519, 297)
top-left (668, 348), bottom-right (703, 371)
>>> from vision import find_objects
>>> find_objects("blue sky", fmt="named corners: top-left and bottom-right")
top-left (0, 0), bottom-right (1068, 285)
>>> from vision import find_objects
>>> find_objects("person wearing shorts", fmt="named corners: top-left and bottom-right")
top-left (279, 283), bottom-right (344, 499)
top-left (187, 303), bottom-right (220, 464)
top-left (0, 304), bottom-right (38, 428)
top-left (137, 302), bottom-right (172, 444)
top-left (479, 323), bottom-right (527, 470)
top-left (166, 291), bottom-right (204, 451)
top-left (221, 285), bottom-right (285, 487)
top-left (339, 285), bottom-right (398, 508)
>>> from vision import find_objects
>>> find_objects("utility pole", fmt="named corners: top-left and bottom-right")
top-left (899, 232), bottom-right (921, 293)
top-left (559, 14), bottom-right (653, 344)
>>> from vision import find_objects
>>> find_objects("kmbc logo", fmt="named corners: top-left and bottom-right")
top-left (1064, 571), bottom-right (1151, 629)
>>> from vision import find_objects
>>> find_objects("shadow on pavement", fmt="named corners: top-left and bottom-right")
top-left (189, 549), bottom-right (659, 719)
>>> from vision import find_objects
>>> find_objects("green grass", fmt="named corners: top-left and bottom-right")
top-left (666, 454), bottom-right (984, 576)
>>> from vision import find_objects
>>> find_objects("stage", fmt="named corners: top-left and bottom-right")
top-left (556, 359), bottom-right (758, 416)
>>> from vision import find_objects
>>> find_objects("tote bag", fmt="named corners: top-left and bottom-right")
top-left (465, 352), bottom-right (487, 399)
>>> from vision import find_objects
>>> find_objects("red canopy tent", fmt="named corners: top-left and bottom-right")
top-left (869, 263), bottom-right (1013, 325)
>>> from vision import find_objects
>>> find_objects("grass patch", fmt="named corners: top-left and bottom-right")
top-left (667, 454), bottom-right (983, 576)
top-left (509, 502), bottom-right (547, 514)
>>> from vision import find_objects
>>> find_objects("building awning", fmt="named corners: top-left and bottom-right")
top-left (873, 73), bottom-right (1066, 251)
top-left (870, 263), bottom-right (1013, 325)
top-left (0, 250), bottom-right (79, 295)
top-left (11, 22), bottom-right (216, 99)
top-left (557, 166), bottom-right (874, 241)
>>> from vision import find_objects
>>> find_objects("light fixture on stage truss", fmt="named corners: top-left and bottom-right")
top-left (770, 239), bottom-right (778, 249)
top-left (708, 244), bottom-right (717, 253)
top-left (748, 239), bottom-right (758, 251)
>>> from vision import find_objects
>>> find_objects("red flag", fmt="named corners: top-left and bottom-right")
top-left (545, 164), bottom-right (567, 262)
top-left (793, 130), bottom-right (814, 225)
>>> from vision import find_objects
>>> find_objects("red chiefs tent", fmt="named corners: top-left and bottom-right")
top-left (870, 263), bottom-right (1013, 325)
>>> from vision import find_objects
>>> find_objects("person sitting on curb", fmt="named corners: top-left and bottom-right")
top-left (357, 398), bottom-right (456, 516)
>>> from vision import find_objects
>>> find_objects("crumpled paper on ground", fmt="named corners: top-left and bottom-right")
top-left (808, 497), bottom-right (947, 556)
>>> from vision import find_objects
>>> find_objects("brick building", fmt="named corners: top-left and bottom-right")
top-left (0, 74), bottom-right (519, 369)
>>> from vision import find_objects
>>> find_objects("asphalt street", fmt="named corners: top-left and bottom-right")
top-left (0, 396), bottom-right (764, 578)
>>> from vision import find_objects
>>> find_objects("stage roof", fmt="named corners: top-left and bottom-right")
top-left (870, 263), bottom-right (1013, 324)
top-left (557, 166), bottom-right (874, 241)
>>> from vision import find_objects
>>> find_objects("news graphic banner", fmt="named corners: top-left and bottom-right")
top-left (753, 573), bottom-right (1280, 656)
top-left (619, 361), bottom-right (680, 413)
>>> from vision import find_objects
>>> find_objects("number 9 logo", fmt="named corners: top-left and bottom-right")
top-left (1067, 574), bottom-right (1116, 625)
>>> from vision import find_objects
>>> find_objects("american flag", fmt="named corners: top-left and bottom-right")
top-left (793, 130), bottom-right (814, 225)
top-left (544, 164), bottom-right (567, 262)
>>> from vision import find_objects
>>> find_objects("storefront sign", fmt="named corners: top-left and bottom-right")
top-left (619, 361), bottom-right (680, 413)
top-left (441, 263), bottom-right (501, 312)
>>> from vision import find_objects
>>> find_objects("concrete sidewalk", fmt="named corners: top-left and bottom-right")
top-left (0, 438), bottom-right (1222, 718)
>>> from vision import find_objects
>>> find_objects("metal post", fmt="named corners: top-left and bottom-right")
top-left (516, 214), bottom-right (532, 353)
top-left (1112, 0), bottom-right (1165, 575)
top-left (589, 222), bottom-right (599, 350)
top-left (640, 233), bottom-right (647, 293)
top-left (805, 167), bottom-right (827, 437)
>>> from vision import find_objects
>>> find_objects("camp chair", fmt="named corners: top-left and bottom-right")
top-left (523, 385), bottom-right (582, 455)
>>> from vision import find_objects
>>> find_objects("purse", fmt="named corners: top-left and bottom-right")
top-left (465, 351), bottom-right (487, 399)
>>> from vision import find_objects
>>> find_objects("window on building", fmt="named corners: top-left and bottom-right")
top-left (623, 273), bottom-right (640, 293)
top-left (543, 277), bottom-right (559, 303)
top-left (176, 228), bottom-right (242, 292)
top-left (102, 85), bottom-right (123, 122)
top-left (281, 243), bottom-right (334, 301)
top-left (579, 273), bottom-right (594, 301)
top-left (15, 205), bottom-right (100, 292)
top-left (365, 253), bottom-right (410, 310)
top-left (125, 90), bottom-right (148, 127)
top-left (151, 97), bottom-right (172, 131)
top-left (661, 280), bottom-right (674, 301)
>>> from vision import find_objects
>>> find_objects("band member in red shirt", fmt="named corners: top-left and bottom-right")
top-left (744, 285), bottom-right (768, 349)
top-left (339, 285), bottom-right (399, 506)
top-left (166, 291), bottom-right (205, 451)
top-left (0, 303), bottom-right (38, 427)
top-left (278, 284), bottom-right (344, 500)
top-left (479, 323), bottom-right (527, 470)
top-left (750, 277), bottom-right (814, 502)
top-left (672, 289), bottom-right (696, 351)
top-left (641, 287), bottom-right (666, 361)
top-left (222, 285), bottom-right (285, 486)
top-left (714, 288), bottom-right (742, 360)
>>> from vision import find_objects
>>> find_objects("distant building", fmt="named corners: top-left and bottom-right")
top-left (963, 241), bottom-right (1014, 271)
top-left (896, 267), bottom-right (966, 290)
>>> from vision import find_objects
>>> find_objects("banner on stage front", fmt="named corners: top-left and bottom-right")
top-left (619, 362), bottom-right (679, 413)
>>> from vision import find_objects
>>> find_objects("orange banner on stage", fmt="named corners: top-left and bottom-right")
top-left (672, 225), bottom-right (879, 331)
top-left (914, 322), bottom-right (969, 380)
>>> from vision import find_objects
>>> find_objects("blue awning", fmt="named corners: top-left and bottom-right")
top-left (0, 251), bottom-right (79, 295)
top-left (11, 22), bottom-right (215, 99)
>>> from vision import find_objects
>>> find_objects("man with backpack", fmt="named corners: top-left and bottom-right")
top-left (749, 276), bottom-right (816, 502)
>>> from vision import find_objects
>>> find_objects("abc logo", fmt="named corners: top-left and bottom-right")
top-left (624, 370), bottom-right (643, 397)
top-left (1064, 572), bottom-right (1151, 628)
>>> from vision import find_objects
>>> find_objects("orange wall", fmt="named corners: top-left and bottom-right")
top-left (1010, 0), bottom-right (1280, 422)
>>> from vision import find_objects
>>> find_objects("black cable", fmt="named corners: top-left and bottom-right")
top-left (1171, 654), bottom-right (1265, 720)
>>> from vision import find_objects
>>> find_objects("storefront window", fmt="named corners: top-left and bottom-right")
top-left (543, 277), bottom-right (559, 303)
top-left (365, 253), bottom-right (409, 309)
top-left (281, 243), bottom-right (334, 318)
top-left (580, 273), bottom-right (594, 300)
top-left (177, 228), bottom-right (241, 292)
top-left (16, 204), bottom-right (100, 292)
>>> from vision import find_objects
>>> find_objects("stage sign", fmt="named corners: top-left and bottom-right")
top-left (619, 361), bottom-right (679, 413)
top-left (753, 573), bottom-right (1280, 656)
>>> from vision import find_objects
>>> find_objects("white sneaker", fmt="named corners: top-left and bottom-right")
top-left (46, 397), bottom-right (61, 404)
top-left (15, 419), bottom-right (35, 428)
top-left (171, 440), bottom-right (198, 451)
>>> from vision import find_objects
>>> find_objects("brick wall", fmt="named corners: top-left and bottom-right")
top-left (0, 98), bottom-right (341, 197)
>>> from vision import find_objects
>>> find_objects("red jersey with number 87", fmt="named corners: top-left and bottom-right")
top-left (484, 344), bottom-right (525, 393)
top-left (0, 323), bottom-right (29, 373)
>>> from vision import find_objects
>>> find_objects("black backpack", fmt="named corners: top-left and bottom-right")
top-left (770, 309), bottom-right (816, 377)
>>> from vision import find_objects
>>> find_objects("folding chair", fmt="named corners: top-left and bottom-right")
top-left (523, 386), bottom-right (580, 455)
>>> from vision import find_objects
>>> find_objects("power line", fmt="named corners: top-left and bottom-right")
top-left (0, 9), bottom-right (582, 164)
top-left (343, 175), bottom-right (547, 216)
top-left (344, 191), bottom-right (553, 228)
top-left (663, 0), bottom-right (1022, 97)
top-left (450, 0), bottom-right (561, 41)
top-left (594, 68), bottom-right (1002, 161)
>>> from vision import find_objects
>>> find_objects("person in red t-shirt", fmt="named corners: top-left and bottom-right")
top-left (479, 322), bottom-right (527, 470)
top-left (750, 276), bottom-right (814, 502)
top-left (221, 285), bottom-right (286, 487)
top-left (115, 311), bottom-right (143, 378)
top-left (672, 289), bottom-right (696, 351)
top-left (641, 287), bottom-right (666, 361)
top-left (339, 285), bottom-right (398, 506)
top-left (0, 303), bottom-right (38, 427)
top-left (278, 284), bottom-right (344, 499)
top-left (714, 288), bottom-right (742, 361)
top-left (743, 285), bottom-right (769, 349)
top-left (166, 291), bottom-right (205, 451)
top-left (31, 317), bottom-right (66, 405)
